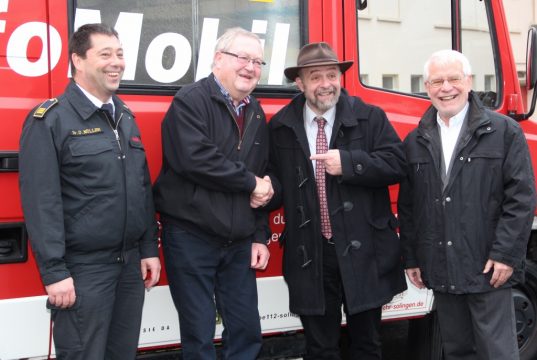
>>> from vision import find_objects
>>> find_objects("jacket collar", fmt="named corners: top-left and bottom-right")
top-left (64, 80), bottom-right (133, 121)
top-left (417, 91), bottom-right (491, 139)
top-left (208, 73), bottom-right (239, 106)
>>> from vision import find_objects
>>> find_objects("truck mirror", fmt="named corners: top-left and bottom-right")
top-left (357, 0), bottom-right (367, 11)
top-left (514, 25), bottom-right (537, 120)
top-left (526, 25), bottom-right (537, 91)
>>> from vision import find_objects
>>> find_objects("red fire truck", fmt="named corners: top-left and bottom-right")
top-left (1, 0), bottom-right (537, 359)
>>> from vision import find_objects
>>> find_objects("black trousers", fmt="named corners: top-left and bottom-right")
top-left (51, 248), bottom-right (145, 360)
top-left (434, 288), bottom-right (519, 360)
top-left (162, 224), bottom-right (262, 360)
top-left (300, 240), bottom-right (382, 360)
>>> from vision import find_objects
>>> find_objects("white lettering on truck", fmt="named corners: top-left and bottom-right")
top-left (2, 4), bottom-right (290, 85)
top-left (7, 22), bottom-right (62, 77)
top-left (0, 0), bottom-right (8, 33)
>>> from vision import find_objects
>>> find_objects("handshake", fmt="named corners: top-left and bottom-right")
top-left (250, 176), bottom-right (274, 208)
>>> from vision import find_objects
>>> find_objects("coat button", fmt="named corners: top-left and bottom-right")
top-left (343, 201), bottom-right (354, 211)
top-left (447, 241), bottom-right (453, 246)
top-left (445, 197), bottom-right (451, 202)
top-left (355, 164), bottom-right (363, 172)
top-left (450, 285), bottom-right (456, 290)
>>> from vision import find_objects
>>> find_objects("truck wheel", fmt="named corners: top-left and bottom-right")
top-left (515, 260), bottom-right (537, 360)
top-left (406, 312), bottom-right (443, 360)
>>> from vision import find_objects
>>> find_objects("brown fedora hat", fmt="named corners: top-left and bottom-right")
top-left (284, 42), bottom-right (354, 81)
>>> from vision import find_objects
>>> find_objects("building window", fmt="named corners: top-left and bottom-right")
top-left (484, 74), bottom-right (496, 91)
top-left (382, 75), bottom-right (398, 90)
top-left (411, 75), bottom-right (424, 93)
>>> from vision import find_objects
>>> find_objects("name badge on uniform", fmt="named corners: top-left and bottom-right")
top-left (71, 127), bottom-right (103, 136)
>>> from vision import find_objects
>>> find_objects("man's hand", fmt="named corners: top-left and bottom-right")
top-left (483, 259), bottom-right (513, 288)
top-left (141, 257), bottom-right (161, 289)
top-left (310, 150), bottom-right (342, 175)
top-left (251, 243), bottom-right (270, 270)
top-left (45, 277), bottom-right (76, 308)
top-left (251, 176), bottom-right (274, 208)
top-left (405, 268), bottom-right (425, 289)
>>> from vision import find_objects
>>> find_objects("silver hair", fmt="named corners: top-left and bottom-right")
top-left (211, 27), bottom-right (263, 68)
top-left (423, 49), bottom-right (472, 81)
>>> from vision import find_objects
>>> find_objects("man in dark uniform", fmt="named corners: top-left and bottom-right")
top-left (19, 23), bottom-right (161, 359)
top-left (266, 42), bottom-right (407, 359)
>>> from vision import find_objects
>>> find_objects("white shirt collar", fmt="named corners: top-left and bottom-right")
top-left (303, 104), bottom-right (336, 174)
top-left (436, 102), bottom-right (469, 129)
top-left (304, 103), bottom-right (336, 128)
top-left (76, 83), bottom-right (114, 110)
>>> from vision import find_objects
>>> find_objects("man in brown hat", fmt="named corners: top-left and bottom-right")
top-left (266, 42), bottom-right (407, 359)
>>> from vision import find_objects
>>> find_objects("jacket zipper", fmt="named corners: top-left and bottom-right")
top-left (104, 111), bottom-right (124, 154)
top-left (238, 111), bottom-right (255, 150)
top-left (104, 109), bottom-right (127, 262)
top-left (227, 106), bottom-right (251, 151)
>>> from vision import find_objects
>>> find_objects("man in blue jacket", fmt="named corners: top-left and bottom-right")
top-left (19, 23), bottom-right (161, 359)
top-left (153, 27), bottom-right (273, 359)
top-left (398, 49), bottom-right (536, 360)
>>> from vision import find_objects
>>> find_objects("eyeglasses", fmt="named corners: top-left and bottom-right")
top-left (427, 76), bottom-right (465, 88)
top-left (221, 51), bottom-right (266, 68)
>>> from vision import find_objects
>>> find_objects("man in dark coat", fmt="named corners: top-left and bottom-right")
top-left (267, 42), bottom-right (407, 359)
top-left (153, 27), bottom-right (272, 360)
top-left (398, 49), bottom-right (536, 360)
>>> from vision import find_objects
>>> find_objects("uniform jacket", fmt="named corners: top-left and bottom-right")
top-left (267, 90), bottom-right (407, 315)
top-left (153, 74), bottom-right (270, 244)
top-left (19, 81), bottom-right (158, 286)
top-left (398, 92), bottom-right (536, 294)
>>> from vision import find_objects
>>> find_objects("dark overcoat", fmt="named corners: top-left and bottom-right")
top-left (398, 92), bottom-right (536, 294)
top-left (267, 90), bottom-right (407, 315)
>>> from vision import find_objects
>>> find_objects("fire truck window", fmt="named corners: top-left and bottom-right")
top-left (357, 0), bottom-right (499, 106)
top-left (460, 1), bottom-right (498, 108)
top-left (74, 0), bottom-right (301, 88)
top-left (357, 1), bottom-right (450, 95)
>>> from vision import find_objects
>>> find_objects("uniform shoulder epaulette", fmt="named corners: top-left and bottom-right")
top-left (121, 103), bottom-right (134, 117)
top-left (121, 103), bottom-right (132, 113)
top-left (33, 98), bottom-right (58, 119)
